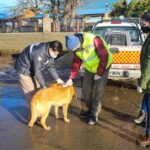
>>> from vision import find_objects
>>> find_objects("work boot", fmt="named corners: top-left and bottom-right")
top-left (79, 109), bottom-right (91, 118)
top-left (137, 133), bottom-right (150, 147)
top-left (134, 111), bottom-right (146, 124)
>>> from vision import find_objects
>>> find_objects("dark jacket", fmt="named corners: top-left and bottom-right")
top-left (14, 42), bottom-right (59, 88)
top-left (139, 34), bottom-right (150, 93)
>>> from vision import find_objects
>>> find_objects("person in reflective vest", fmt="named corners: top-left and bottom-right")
top-left (65, 32), bottom-right (112, 125)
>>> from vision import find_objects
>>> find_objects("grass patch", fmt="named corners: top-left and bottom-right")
top-left (0, 49), bottom-right (22, 56)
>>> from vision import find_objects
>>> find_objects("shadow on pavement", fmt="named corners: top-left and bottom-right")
top-left (97, 119), bottom-right (139, 144)
top-left (10, 106), bottom-right (29, 124)
top-left (97, 105), bottom-right (141, 144)
top-left (0, 86), bottom-right (29, 125)
top-left (1, 104), bottom-right (29, 125)
top-left (103, 105), bottom-right (135, 123)
top-left (107, 79), bottom-right (137, 90)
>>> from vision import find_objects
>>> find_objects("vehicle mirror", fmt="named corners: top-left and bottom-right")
top-left (109, 47), bottom-right (119, 54)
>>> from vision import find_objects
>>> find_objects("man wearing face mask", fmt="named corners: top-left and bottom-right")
top-left (135, 11), bottom-right (150, 147)
top-left (15, 40), bottom-right (64, 104)
top-left (65, 32), bottom-right (112, 125)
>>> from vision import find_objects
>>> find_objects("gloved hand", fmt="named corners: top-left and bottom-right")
top-left (94, 74), bottom-right (101, 80)
top-left (56, 78), bottom-right (64, 84)
top-left (66, 79), bottom-right (73, 86)
top-left (137, 85), bottom-right (143, 93)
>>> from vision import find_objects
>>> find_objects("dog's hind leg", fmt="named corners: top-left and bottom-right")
top-left (28, 107), bottom-right (37, 128)
top-left (40, 106), bottom-right (51, 131)
top-left (63, 104), bottom-right (70, 123)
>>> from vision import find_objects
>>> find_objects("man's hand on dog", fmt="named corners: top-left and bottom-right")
top-left (56, 78), bottom-right (73, 87)
top-left (57, 78), bottom-right (64, 84)
top-left (65, 79), bottom-right (73, 86)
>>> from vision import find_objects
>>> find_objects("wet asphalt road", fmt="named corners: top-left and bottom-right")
top-left (0, 56), bottom-right (148, 150)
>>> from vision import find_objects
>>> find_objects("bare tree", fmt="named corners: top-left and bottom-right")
top-left (69, 0), bottom-right (80, 30)
top-left (63, 0), bottom-right (71, 30)
top-left (50, 0), bottom-right (60, 31)
top-left (11, 0), bottom-right (82, 31)
top-left (62, 0), bottom-right (80, 31)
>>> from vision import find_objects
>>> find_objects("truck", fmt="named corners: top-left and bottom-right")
top-left (79, 19), bottom-right (145, 79)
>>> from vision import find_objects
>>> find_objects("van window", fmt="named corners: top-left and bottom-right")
top-left (92, 26), bottom-right (140, 44)
top-left (105, 34), bottom-right (127, 46)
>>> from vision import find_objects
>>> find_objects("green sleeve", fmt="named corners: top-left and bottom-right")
top-left (139, 43), bottom-right (150, 89)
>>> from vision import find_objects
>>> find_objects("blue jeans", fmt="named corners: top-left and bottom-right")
top-left (141, 94), bottom-right (148, 113)
top-left (142, 93), bottom-right (150, 133)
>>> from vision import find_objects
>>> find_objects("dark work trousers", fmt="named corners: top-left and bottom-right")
top-left (82, 68), bottom-right (109, 117)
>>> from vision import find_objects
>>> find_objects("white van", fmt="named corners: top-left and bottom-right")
top-left (80, 20), bottom-right (144, 79)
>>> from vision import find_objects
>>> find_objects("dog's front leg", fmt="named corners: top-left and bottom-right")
top-left (55, 106), bottom-right (59, 119)
top-left (63, 104), bottom-right (70, 123)
top-left (28, 113), bottom-right (37, 128)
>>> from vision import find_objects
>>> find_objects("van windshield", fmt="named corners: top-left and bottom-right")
top-left (92, 26), bottom-right (141, 44)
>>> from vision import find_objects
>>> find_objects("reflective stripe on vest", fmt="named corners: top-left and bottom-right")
top-left (75, 33), bottom-right (112, 73)
top-left (84, 53), bottom-right (97, 62)
top-left (30, 44), bottom-right (34, 53)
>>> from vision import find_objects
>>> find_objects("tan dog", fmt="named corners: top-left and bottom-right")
top-left (28, 83), bottom-right (77, 130)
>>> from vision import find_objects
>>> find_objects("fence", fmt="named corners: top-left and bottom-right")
top-left (0, 16), bottom-right (140, 33)
top-left (0, 17), bottom-right (96, 33)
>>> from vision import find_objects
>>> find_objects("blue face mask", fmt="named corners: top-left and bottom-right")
top-left (49, 51), bottom-right (57, 59)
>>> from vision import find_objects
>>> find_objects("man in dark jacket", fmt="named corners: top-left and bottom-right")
top-left (15, 40), bottom-right (64, 104)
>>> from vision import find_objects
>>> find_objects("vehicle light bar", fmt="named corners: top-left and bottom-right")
top-left (111, 21), bottom-right (121, 24)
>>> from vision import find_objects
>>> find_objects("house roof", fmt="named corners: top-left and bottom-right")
top-left (31, 13), bottom-right (45, 19)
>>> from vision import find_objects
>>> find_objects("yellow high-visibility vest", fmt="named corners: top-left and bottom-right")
top-left (75, 32), bottom-right (112, 73)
